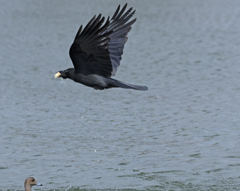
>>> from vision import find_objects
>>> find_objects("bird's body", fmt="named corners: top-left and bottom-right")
top-left (55, 3), bottom-right (148, 91)
top-left (58, 68), bottom-right (146, 90)
top-left (72, 72), bottom-right (109, 90)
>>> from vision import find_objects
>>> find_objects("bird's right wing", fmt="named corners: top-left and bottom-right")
top-left (104, 3), bottom-right (137, 76)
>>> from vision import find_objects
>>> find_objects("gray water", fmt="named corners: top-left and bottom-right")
top-left (1, 0), bottom-right (240, 190)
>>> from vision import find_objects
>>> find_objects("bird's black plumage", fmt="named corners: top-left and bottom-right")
top-left (55, 3), bottom-right (148, 91)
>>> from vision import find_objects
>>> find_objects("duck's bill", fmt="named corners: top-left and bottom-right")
top-left (36, 183), bottom-right (43, 186)
top-left (54, 72), bottom-right (61, 78)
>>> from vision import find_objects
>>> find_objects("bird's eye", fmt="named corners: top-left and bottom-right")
top-left (32, 178), bottom-right (35, 182)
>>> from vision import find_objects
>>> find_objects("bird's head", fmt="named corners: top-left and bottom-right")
top-left (54, 69), bottom-right (72, 79)
top-left (24, 177), bottom-right (42, 190)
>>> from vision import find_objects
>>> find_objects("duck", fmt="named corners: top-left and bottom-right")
top-left (24, 177), bottom-right (42, 191)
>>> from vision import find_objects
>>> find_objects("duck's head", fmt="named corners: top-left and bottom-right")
top-left (24, 177), bottom-right (42, 191)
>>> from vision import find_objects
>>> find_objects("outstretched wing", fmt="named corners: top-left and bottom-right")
top-left (105, 3), bottom-right (136, 76)
top-left (69, 3), bottom-right (136, 77)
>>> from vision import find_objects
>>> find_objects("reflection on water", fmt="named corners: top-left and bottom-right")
top-left (1, 0), bottom-right (240, 190)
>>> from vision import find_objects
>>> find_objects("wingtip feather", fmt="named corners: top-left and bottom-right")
top-left (112, 4), bottom-right (120, 20)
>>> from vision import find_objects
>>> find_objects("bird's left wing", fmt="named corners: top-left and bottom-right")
top-left (69, 14), bottom-right (113, 77)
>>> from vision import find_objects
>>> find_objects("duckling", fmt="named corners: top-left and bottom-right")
top-left (24, 177), bottom-right (42, 191)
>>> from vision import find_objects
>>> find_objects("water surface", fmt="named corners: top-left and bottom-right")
top-left (1, 0), bottom-right (240, 190)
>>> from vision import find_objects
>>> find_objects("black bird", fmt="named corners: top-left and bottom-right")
top-left (55, 3), bottom-right (148, 91)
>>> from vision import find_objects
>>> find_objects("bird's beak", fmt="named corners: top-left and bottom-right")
top-left (54, 72), bottom-right (61, 78)
top-left (36, 183), bottom-right (43, 186)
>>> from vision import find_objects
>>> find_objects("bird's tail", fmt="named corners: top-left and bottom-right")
top-left (110, 79), bottom-right (148, 91)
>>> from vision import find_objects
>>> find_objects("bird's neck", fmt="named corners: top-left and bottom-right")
top-left (25, 185), bottom-right (32, 191)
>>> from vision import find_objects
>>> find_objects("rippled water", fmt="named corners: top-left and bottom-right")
top-left (1, 0), bottom-right (240, 190)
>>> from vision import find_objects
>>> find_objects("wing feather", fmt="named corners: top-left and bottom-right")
top-left (111, 5), bottom-right (120, 20)
top-left (69, 3), bottom-right (136, 77)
